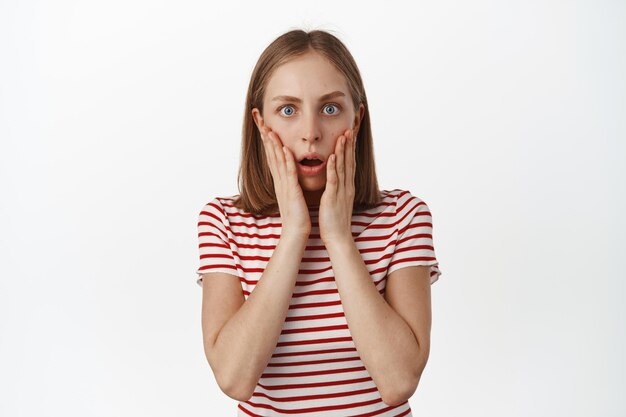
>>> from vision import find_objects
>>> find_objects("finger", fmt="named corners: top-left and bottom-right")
top-left (351, 129), bottom-right (357, 184)
top-left (282, 145), bottom-right (298, 185)
top-left (336, 134), bottom-right (345, 191)
top-left (261, 127), bottom-right (280, 184)
top-left (326, 153), bottom-right (338, 194)
top-left (268, 131), bottom-right (287, 181)
top-left (346, 130), bottom-right (355, 189)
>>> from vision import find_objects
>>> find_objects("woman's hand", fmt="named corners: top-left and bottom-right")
top-left (259, 124), bottom-right (311, 239)
top-left (319, 128), bottom-right (356, 245)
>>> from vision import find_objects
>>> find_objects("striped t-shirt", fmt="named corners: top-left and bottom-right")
top-left (195, 189), bottom-right (442, 417)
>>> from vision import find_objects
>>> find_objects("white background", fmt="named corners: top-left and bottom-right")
top-left (1, 1), bottom-right (624, 416)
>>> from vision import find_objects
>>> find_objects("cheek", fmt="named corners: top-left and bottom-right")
top-left (263, 123), bottom-right (292, 146)
top-left (329, 127), bottom-right (349, 143)
top-left (329, 115), bottom-right (352, 134)
top-left (266, 122), bottom-right (296, 141)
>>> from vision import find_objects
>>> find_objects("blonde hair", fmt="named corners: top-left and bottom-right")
top-left (233, 29), bottom-right (382, 215)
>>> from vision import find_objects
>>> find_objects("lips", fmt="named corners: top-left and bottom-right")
top-left (298, 152), bottom-right (325, 166)
top-left (297, 158), bottom-right (327, 176)
top-left (300, 159), bottom-right (323, 166)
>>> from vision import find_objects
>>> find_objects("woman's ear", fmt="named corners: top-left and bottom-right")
top-left (353, 103), bottom-right (365, 135)
top-left (251, 108), bottom-right (264, 130)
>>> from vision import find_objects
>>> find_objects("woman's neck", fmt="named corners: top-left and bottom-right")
top-left (303, 189), bottom-right (323, 209)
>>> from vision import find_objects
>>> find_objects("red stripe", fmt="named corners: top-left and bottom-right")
top-left (281, 323), bottom-right (350, 335)
top-left (257, 375), bottom-right (371, 390)
top-left (352, 402), bottom-right (411, 417)
top-left (271, 346), bottom-right (357, 358)
top-left (197, 263), bottom-right (236, 271)
top-left (267, 355), bottom-right (361, 368)
top-left (251, 386), bottom-right (379, 402)
top-left (261, 365), bottom-right (367, 378)
top-left (285, 311), bottom-right (344, 322)
top-left (243, 397), bottom-right (384, 414)
top-left (276, 336), bottom-right (354, 347)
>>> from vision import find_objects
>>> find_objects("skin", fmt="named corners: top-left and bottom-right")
top-left (243, 50), bottom-right (432, 405)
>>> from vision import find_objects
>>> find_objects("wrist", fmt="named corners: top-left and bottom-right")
top-left (280, 231), bottom-right (309, 245)
top-left (323, 232), bottom-right (354, 251)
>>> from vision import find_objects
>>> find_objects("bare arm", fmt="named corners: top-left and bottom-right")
top-left (325, 235), bottom-right (430, 407)
top-left (204, 232), bottom-right (308, 401)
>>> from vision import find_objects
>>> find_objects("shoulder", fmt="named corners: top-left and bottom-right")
top-left (383, 189), bottom-right (429, 211)
top-left (197, 195), bottom-right (246, 240)
top-left (359, 188), bottom-right (426, 213)
top-left (382, 189), bottom-right (434, 232)
top-left (198, 194), bottom-right (241, 222)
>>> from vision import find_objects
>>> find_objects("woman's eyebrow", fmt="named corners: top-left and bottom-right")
top-left (271, 90), bottom-right (346, 103)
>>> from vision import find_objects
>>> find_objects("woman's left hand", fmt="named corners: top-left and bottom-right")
top-left (319, 128), bottom-right (356, 245)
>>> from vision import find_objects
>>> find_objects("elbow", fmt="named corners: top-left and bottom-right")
top-left (204, 340), bottom-right (256, 401)
top-left (206, 353), bottom-right (255, 402)
top-left (381, 382), bottom-right (416, 408)
top-left (381, 380), bottom-right (418, 408)
top-left (223, 382), bottom-right (254, 403)
top-left (214, 365), bottom-right (256, 402)
top-left (380, 365), bottom-right (424, 407)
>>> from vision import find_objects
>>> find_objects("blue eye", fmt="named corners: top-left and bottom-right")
top-left (323, 104), bottom-right (340, 115)
top-left (278, 104), bottom-right (340, 117)
top-left (279, 105), bottom-right (295, 117)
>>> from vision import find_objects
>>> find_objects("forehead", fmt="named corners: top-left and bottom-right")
top-left (265, 52), bottom-right (349, 99)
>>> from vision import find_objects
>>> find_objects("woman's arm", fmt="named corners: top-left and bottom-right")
top-left (325, 235), bottom-right (429, 407)
top-left (205, 232), bottom-right (308, 401)
top-left (315, 130), bottom-right (428, 405)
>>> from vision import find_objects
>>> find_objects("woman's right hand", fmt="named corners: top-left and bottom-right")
top-left (259, 125), bottom-right (311, 239)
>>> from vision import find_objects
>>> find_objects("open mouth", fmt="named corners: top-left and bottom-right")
top-left (296, 155), bottom-right (327, 176)
top-left (299, 158), bottom-right (324, 166)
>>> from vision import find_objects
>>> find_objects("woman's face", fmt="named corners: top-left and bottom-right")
top-left (252, 51), bottom-right (365, 196)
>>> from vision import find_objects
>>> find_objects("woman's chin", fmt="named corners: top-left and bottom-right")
top-left (299, 177), bottom-right (326, 191)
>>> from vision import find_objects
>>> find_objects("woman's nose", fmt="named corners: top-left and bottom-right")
top-left (301, 112), bottom-right (322, 143)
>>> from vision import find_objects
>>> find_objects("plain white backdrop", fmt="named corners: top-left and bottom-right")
top-left (1, 0), bottom-right (624, 416)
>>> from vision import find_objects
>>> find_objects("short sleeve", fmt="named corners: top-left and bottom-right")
top-left (195, 198), bottom-right (238, 287)
top-left (388, 191), bottom-right (442, 285)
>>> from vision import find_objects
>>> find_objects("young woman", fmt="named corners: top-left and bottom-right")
top-left (196, 29), bottom-right (442, 416)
